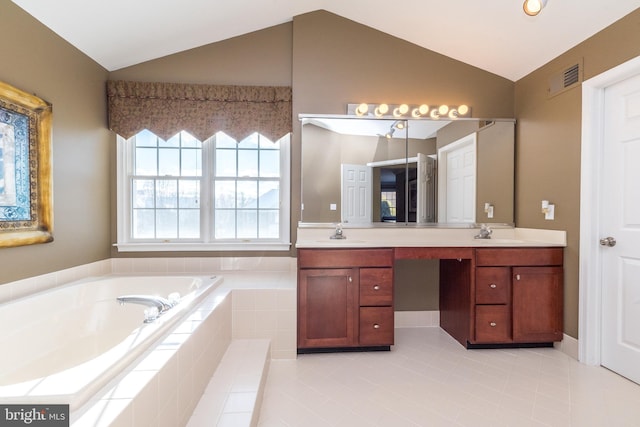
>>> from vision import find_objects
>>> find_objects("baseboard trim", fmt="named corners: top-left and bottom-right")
top-left (395, 310), bottom-right (440, 328)
top-left (554, 333), bottom-right (579, 360)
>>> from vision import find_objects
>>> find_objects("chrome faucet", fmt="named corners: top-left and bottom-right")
top-left (474, 224), bottom-right (492, 239)
top-left (330, 223), bottom-right (346, 239)
top-left (116, 295), bottom-right (174, 322)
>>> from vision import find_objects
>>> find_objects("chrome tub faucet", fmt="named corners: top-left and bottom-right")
top-left (116, 295), bottom-right (175, 322)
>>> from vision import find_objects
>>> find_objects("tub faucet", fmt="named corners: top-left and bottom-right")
top-left (116, 295), bottom-right (174, 316)
top-left (474, 224), bottom-right (492, 239)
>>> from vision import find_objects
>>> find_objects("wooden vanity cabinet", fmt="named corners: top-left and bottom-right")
top-left (297, 248), bottom-right (394, 351)
top-left (472, 248), bottom-right (563, 346)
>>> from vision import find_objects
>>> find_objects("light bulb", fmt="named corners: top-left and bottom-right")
top-left (438, 105), bottom-right (449, 115)
top-left (355, 103), bottom-right (369, 116)
top-left (523, 0), bottom-right (547, 16)
top-left (458, 105), bottom-right (469, 115)
top-left (374, 103), bottom-right (389, 117)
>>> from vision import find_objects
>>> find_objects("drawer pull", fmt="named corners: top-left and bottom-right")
top-left (489, 283), bottom-right (497, 289)
top-left (373, 323), bottom-right (380, 329)
top-left (373, 285), bottom-right (380, 291)
top-left (490, 322), bottom-right (497, 327)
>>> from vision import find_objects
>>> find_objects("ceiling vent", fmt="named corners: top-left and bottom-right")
top-left (548, 59), bottom-right (583, 98)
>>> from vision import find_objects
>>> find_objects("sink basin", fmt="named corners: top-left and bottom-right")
top-left (473, 239), bottom-right (528, 244)
top-left (316, 239), bottom-right (366, 243)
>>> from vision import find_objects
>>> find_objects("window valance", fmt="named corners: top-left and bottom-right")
top-left (106, 80), bottom-right (292, 142)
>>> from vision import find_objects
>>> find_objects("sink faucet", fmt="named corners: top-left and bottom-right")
top-left (474, 224), bottom-right (492, 239)
top-left (116, 295), bottom-right (174, 322)
top-left (330, 223), bottom-right (346, 239)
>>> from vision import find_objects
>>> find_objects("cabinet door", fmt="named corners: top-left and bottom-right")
top-left (512, 266), bottom-right (563, 343)
top-left (298, 268), bottom-right (358, 349)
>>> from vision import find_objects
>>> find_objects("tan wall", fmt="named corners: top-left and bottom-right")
top-left (514, 9), bottom-right (640, 338)
top-left (0, 2), bottom-right (111, 284)
top-left (291, 11), bottom-right (513, 310)
top-left (108, 23), bottom-right (294, 259)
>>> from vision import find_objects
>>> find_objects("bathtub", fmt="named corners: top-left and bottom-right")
top-left (0, 275), bottom-right (222, 412)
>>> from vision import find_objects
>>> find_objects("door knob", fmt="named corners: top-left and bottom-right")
top-left (599, 237), bottom-right (617, 247)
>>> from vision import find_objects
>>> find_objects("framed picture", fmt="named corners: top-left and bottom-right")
top-left (0, 81), bottom-right (53, 247)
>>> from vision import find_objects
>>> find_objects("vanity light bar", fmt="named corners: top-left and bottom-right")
top-left (347, 103), bottom-right (471, 119)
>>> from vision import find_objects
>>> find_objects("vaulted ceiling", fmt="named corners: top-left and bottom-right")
top-left (12, 0), bottom-right (640, 81)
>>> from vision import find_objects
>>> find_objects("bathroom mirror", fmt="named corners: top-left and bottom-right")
top-left (300, 114), bottom-right (515, 226)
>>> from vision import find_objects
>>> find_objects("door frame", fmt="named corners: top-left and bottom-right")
top-left (579, 54), bottom-right (640, 365)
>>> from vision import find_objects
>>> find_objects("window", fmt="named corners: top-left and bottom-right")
top-left (116, 129), bottom-right (290, 251)
top-left (381, 190), bottom-right (397, 221)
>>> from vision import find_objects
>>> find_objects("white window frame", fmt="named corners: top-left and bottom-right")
top-left (115, 132), bottom-right (291, 252)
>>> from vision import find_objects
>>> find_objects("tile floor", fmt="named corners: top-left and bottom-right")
top-left (257, 328), bottom-right (640, 427)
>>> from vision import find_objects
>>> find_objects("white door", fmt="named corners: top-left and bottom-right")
top-left (341, 164), bottom-right (372, 224)
top-left (600, 73), bottom-right (640, 384)
top-left (438, 134), bottom-right (476, 223)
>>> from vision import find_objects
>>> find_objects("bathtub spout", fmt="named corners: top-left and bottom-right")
top-left (116, 295), bottom-right (174, 317)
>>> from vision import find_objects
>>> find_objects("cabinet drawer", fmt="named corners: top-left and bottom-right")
top-left (298, 248), bottom-right (394, 269)
top-left (475, 267), bottom-right (510, 304)
top-left (360, 268), bottom-right (393, 306)
top-left (476, 248), bottom-right (563, 267)
top-left (475, 305), bottom-right (511, 343)
top-left (359, 307), bottom-right (394, 346)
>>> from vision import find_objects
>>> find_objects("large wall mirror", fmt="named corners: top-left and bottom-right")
top-left (300, 114), bottom-right (515, 226)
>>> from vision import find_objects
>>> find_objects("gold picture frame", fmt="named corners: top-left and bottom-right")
top-left (0, 81), bottom-right (53, 247)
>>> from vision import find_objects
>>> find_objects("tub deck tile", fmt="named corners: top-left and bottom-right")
top-left (186, 339), bottom-right (271, 427)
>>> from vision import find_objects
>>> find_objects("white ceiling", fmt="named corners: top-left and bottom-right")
top-left (12, 0), bottom-right (640, 81)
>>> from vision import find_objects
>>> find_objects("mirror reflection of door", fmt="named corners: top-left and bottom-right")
top-left (438, 133), bottom-right (476, 223)
top-left (341, 164), bottom-right (372, 224)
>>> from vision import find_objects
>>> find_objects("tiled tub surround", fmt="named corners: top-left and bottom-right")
top-left (0, 257), bottom-right (297, 427)
top-left (0, 275), bottom-right (221, 410)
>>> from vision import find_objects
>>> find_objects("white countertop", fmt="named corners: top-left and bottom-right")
top-left (296, 226), bottom-right (566, 248)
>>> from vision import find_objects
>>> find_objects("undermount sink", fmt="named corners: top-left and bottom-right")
top-left (317, 239), bottom-right (366, 243)
top-left (472, 238), bottom-right (528, 244)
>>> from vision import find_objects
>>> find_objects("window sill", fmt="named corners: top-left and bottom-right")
top-left (114, 242), bottom-right (292, 252)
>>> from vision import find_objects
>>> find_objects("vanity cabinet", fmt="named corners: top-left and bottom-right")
top-left (297, 248), bottom-right (394, 351)
top-left (471, 248), bottom-right (563, 346)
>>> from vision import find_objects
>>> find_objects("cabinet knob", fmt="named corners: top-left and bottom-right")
top-left (348, 276), bottom-right (353, 282)
top-left (373, 323), bottom-right (380, 329)
top-left (489, 283), bottom-right (497, 289)
top-left (490, 322), bottom-right (497, 327)
top-left (515, 274), bottom-right (521, 281)
top-left (373, 285), bottom-right (380, 291)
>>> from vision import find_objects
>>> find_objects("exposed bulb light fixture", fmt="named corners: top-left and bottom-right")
top-left (385, 127), bottom-right (396, 139)
top-left (523, 0), bottom-right (548, 16)
top-left (348, 103), bottom-right (471, 119)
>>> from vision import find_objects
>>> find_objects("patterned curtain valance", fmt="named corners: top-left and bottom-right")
top-left (106, 80), bottom-right (292, 142)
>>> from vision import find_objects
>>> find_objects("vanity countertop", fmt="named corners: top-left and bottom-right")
top-left (296, 227), bottom-right (566, 248)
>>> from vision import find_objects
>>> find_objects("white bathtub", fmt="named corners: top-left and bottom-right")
top-left (0, 275), bottom-right (222, 411)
